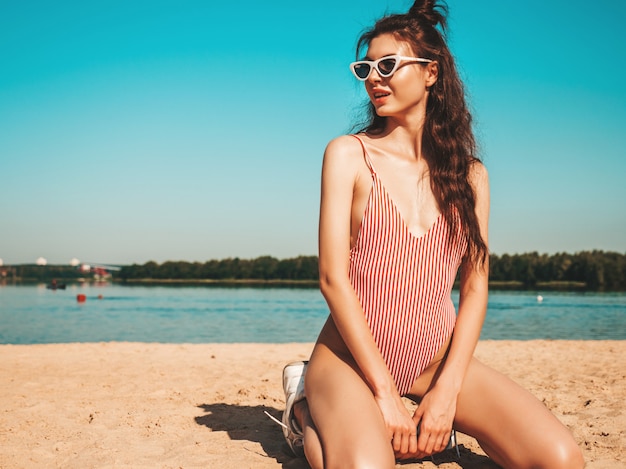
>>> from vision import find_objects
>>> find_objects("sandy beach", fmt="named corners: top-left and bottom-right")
top-left (1, 341), bottom-right (624, 468)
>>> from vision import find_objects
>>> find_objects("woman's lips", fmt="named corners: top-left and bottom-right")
top-left (371, 89), bottom-right (390, 104)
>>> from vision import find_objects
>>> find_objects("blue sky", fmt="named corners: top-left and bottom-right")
top-left (1, 0), bottom-right (625, 266)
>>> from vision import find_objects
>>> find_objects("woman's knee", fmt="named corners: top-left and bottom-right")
top-left (314, 408), bottom-right (395, 469)
top-left (305, 348), bottom-right (395, 469)
top-left (455, 359), bottom-right (585, 469)
top-left (542, 436), bottom-right (585, 469)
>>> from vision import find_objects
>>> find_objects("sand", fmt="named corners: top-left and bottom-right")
top-left (0, 341), bottom-right (624, 468)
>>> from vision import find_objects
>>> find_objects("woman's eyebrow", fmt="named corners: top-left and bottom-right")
top-left (363, 53), bottom-right (397, 61)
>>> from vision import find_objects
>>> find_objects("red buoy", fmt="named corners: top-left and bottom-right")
top-left (77, 294), bottom-right (87, 303)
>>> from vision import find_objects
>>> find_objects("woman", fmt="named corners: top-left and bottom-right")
top-left (276, 1), bottom-right (585, 467)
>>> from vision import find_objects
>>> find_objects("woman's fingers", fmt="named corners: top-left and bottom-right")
top-left (392, 428), bottom-right (408, 453)
top-left (392, 432), bottom-right (401, 452)
top-left (435, 430), bottom-right (451, 453)
top-left (393, 435), bottom-right (417, 458)
top-left (394, 417), bottom-right (453, 459)
top-left (391, 424), bottom-right (418, 455)
top-left (409, 427), bottom-right (418, 454)
top-left (416, 423), bottom-right (451, 456)
top-left (425, 431), bottom-right (444, 455)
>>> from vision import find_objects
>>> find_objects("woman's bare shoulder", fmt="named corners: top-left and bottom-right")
top-left (322, 134), bottom-right (366, 172)
top-left (469, 159), bottom-right (489, 191)
top-left (469, 160), bottom-right (490, 226)
top-left (322, 135), bottom-right (369, 186)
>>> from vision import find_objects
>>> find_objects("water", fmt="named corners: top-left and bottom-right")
top-left (0, 284), bottom-right (624, 344)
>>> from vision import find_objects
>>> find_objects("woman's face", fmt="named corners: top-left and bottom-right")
top-left (363, 34), bottom-right (437, 119)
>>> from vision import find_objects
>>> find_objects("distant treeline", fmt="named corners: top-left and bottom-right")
top-left (5, 251), bottom-right (625, 291)
top-left (3, 265), bottom-right (86, 282)
top-left (489, 251), bottom-right (625, 291)
top-left (118, 256), bottom-right (319, 284)
top-left (118, 250), bottom-right (625, 291)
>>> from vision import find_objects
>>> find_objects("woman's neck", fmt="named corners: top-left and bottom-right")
top-left (380, 119), bottom-right (427, 162)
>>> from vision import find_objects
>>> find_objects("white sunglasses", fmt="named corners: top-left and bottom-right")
top-left (350, 54), bottom-right (433, 81)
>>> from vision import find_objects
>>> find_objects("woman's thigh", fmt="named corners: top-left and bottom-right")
top-left (305, 342), bottom-right (395, 469)
top-left (412, 357), bottom-right (583, 469)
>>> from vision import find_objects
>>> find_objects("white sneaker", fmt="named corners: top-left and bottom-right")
top-left (282, 361), bottom-right (307, 456)
top-left (264, 361), bottom-right (308, 457)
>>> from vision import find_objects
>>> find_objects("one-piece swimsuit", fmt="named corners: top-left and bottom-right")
top-left (349, 135), bottom-right (468, 395)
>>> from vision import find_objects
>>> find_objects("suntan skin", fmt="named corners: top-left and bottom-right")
top-left (292, 34), bottom-right (584, 469)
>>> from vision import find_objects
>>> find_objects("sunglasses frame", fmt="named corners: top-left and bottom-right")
top-left (350, 54), bottom-right (433, 81)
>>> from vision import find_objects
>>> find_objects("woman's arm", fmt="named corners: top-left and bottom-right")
top-left (318, 136), bottom-right (418, 454)
top-left (412, 162), bottom-right (490, 455)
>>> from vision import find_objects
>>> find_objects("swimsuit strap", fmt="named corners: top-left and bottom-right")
top-left (350, 134), bottom-right (375, 175)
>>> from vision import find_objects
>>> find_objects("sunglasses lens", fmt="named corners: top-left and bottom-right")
top-left (353, 63), bottom-right (371, 79)
top-left (377, 58), bottom-right (397, 76)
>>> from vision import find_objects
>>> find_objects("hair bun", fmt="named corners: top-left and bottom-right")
top-left (408, 0), bottom-right (448, 31)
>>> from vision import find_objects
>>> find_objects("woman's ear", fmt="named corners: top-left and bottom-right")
top-left (425, 61), bottom-right (439, 88)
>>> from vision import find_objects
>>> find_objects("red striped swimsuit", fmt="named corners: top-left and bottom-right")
top-left (349, 135), bottom-right (468, 395)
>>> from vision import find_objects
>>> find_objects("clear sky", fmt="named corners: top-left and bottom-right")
top-left (1, 0), bottom-right (625, 266)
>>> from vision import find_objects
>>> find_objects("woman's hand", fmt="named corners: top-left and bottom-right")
top-left (410, 384), bottom-right (457, 457)
top-left (374, 393), bottom-right (419, 458)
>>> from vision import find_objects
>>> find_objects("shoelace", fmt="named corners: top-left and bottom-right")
top-left (263, 410), bottom-right (289, 430)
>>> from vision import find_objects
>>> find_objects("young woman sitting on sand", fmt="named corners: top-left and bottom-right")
top-left (273, 1), bottom-right (585, 467)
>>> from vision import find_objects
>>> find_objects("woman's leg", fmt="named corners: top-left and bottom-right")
top-left (293, 399), bottom-right (323, 468)
top-left (301, 341), bottom-right (395, 469)
top-left (410, 357), bottom-right (584, 469)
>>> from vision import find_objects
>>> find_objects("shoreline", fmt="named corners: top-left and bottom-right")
top-left (1, 340), bottom-right (624, 468)
top-left (1, 278), bottom-right (606, 290)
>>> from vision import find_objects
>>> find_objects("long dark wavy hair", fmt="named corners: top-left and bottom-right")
top-left (354, 0), bottom-right (488, 266)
